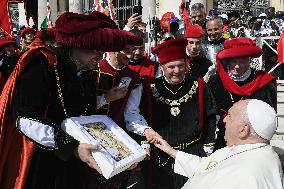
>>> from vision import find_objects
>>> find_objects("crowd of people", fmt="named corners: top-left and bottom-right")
top-left (0, 1), bottom-right (283, 189)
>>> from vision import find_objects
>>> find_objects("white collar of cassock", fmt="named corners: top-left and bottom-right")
top-left (228, 143), bottom-right (268, 153)
top-left (215, 143), bottom-right (268, 164)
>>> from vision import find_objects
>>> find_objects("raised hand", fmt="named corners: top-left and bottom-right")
top-left (144, 128), bottom-right (162, 143)
top-left (126, 13), bottom-right (142, 29)
top-left (151, 136), bottom-right (177, 158)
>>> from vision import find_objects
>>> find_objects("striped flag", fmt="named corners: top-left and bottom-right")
top-left (94, 0), bottom-right (116, 20)
top-left (40, 0), bottom-right (53, 29)
top-left (181, 0), bottom-right (192, 30)
top-left (277, 32), bottom-right (284, 63)
top-left (0, 0), bottom-right (13, 37)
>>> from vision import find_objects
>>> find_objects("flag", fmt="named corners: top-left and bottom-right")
top-left (94, 0), bottom-right (116, 20)
top-left (0, 0), bottom-right (13, 38)
top-left (40, 0), bottom-right (53, 29)
top-left (40, 17), bottom-right (48, 29)
top-left (277, 32), bottom-right (284, 63)
top-left (181, 0), bottom-right (192, 30)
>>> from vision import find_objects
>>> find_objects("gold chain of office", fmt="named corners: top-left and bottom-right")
top-left (151, 81), bottom-right (198, 116)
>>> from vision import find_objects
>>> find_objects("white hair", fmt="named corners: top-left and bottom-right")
top-left (206, 16), bottom-right (223, 30)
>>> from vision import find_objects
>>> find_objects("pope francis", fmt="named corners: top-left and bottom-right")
top-left (151, 99), bottom-right (283, 189)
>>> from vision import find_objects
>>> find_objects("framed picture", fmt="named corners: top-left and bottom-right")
top-left (61, 115), bottom-right (146, 179)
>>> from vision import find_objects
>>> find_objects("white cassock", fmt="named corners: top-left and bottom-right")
top-left (174, 143), bottom-right (283, 189)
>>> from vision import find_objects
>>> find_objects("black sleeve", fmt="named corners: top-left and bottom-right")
top-left (12, 53), bottom-right (79, 161)
top-left (202, 83), bottom-right (217, 145)
top-left (253, 82), bottom-right (277, 111)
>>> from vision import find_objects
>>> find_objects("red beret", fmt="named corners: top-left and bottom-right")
top-left (153, 38), bottom-right (187, 64)
top-left (21, 27), bottom-right (37, 38)
top-left (218, 38), bottom-right (262, 60)
top-left (36, 28), bottom-right (56, 41)
top-left (55, 11), bottom-right (142, 51)
top-left (0, 37), bottom-right (17, 50)
top-left (185, 25), bottom-right (204, 38)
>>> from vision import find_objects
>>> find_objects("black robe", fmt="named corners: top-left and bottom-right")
top-left (0, 54), bottom-right (18, 79)
top-left (12, 47), bottom-right (129, 189)
top-left (148, 75), bottom-right (217, 189)
top-left (208, 70), bottom-right (277, 150)
top-left (186, 54), bottom-right (212, 78)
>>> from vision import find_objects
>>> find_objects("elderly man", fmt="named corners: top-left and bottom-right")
top-left (185, 24), bottom-right (213, 78)
top-left (190, 3), bottom-right (206, 29)
top-left (152, 99), bottom-right (283, 189)
top-left (208, 38), bottom-right (277, 150)
top-left (202, 16), bottom-right (225, 65)
top-left (0, 12), bottom-right (147, 189)
top-left (148, 38), bottom-right (216, 189)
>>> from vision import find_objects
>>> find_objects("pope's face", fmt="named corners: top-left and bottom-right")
top-left (223, 102), bottom-right (244, 147)
top-left (227, 57), bottom-right (250, 77)
top-left (162, 59), bottom-right (185, 85)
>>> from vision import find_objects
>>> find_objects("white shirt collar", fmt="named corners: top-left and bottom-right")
top-left (229, 68), bottom-right (251, 82)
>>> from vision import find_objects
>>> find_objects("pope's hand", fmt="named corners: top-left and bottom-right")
top-left (74, 143), bottom-right (102, 174)
top-left (151, 136), bottom-right (177, 158)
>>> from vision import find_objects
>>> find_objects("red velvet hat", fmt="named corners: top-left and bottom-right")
top-left (153, 38), bottom-right (187, 64)
top-left (55, 11), bottom-right (142, 51)
top-left (0, 37), bottom-right (17, 50)
top-left (36, 28), bottom-right (56, 41)
top-left (185, 24), bottom-right (204, 38)
top-left (21, 27), bottom-right (37, 38)
top-left (218, 38), bottom-right (262, 60)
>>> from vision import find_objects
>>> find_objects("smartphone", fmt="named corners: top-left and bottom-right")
top-left (133, 5), bottom-right (143, 16)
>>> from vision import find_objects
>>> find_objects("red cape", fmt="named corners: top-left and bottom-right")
top-left (216, 53), bottom-right (275, 96)
top-left (0, 39), bottom-right (57, 189)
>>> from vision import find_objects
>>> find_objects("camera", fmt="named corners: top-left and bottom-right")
top-left (133, 3), bottom-right (143, 16)
top-left (184, 0), bottom-right (191, 10)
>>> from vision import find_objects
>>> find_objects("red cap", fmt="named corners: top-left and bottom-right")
top-left (153, 38), bottom-right (187, 64)
top-left (218, 38), bottom-right (262, 60)
top-left (36, 28), bottom-right (56, 41)
top-left (0, 37), bottom-right (17, 50)
top-left (21, 27), bottom-right (37, 38)
top-left (185, 24), bottom-right (204, 38)
top-left (55, 11), bottom-right (142, 51)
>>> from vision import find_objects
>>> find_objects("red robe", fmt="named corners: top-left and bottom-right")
top-left (128, 57), bottom-right (156, 82)
top-left (98, 59), bottom-right (140, 129)
top-left (0, 39), bottom-right (57, 189)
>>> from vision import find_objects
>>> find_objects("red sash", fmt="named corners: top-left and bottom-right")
top-left (217, 53), bottom-right (275, 96)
